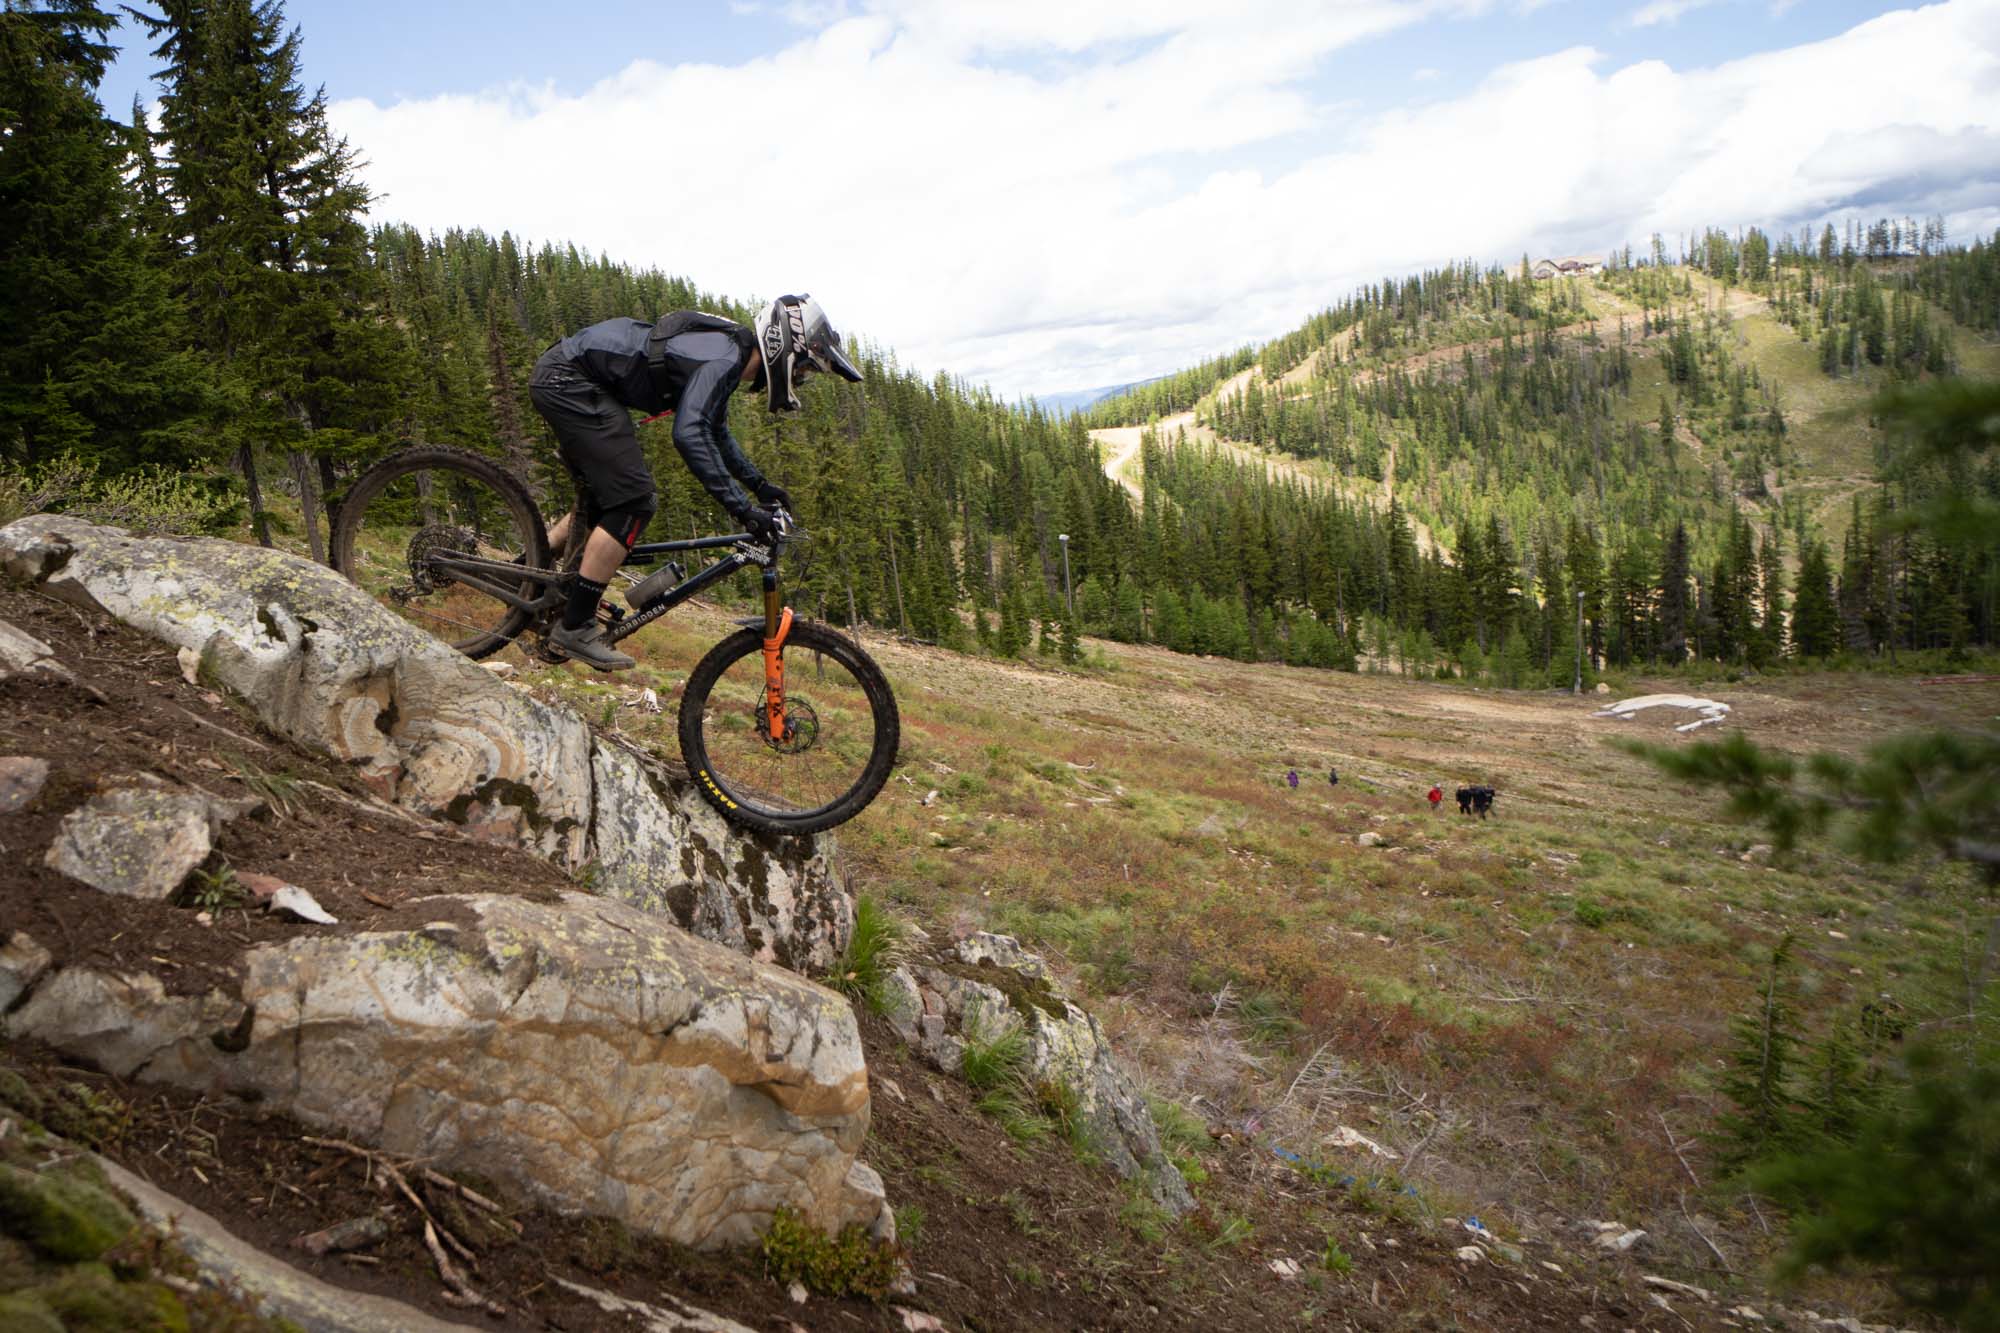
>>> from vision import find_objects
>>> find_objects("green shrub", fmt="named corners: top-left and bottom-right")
top-left (1205, 1211), bottom-right (1254, 1251)
top-left (892, 1204), bottom-right (924, 1249)
top-left (0, 453), bottom-right (238, 536)
top-left (827, 896), bottom-right (909, 1018)
top-left (759, 1206), bottom-right (900, 1301)
top-left (958, 1018), bottom-right (1028, 1092)
top-left (181, 864), bottom-right (246, 914)
top-left (1118, 1185), bottom-right (1169, 1245)
top-left (975, 1085), bottom-right (1051, 1144)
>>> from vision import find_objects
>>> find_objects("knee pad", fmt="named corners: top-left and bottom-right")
top-left (594, 495), bottom-right (656, 550)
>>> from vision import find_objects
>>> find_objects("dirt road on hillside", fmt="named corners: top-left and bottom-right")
top-left (1086, 279), bottom-right (1771, 562)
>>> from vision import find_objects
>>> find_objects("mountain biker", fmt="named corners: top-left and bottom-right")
top-left (527, 294), bottom-right (863, 670)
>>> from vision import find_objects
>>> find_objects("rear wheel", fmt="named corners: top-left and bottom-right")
top-left (330, 447), bottom-right (551, 659)
top-left (678, 621), bottom-right (899, 836)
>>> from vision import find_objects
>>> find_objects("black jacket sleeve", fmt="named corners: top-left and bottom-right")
top-left (671, 357), bottom-right (764, 518)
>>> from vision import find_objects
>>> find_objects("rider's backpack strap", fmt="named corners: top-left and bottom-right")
top-left (646, 311), bottom-right (755, 379)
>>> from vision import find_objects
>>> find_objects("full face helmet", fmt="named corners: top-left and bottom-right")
top-left (753, 294), bottom-right (863, 411)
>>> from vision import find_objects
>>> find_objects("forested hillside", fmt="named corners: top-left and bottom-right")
top-left (1096, 232), bottom-right (2000, 679)
top-left (3, 0), bottom-right (1996, 693)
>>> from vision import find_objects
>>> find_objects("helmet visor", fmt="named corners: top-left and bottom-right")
top-left (818, 339), bottom-right (864, 382)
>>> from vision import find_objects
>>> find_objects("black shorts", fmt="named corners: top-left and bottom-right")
top-left (529, 349), bottom-right (656, 523)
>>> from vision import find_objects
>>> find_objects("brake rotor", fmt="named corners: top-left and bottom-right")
top-left (755, 695), bottom-right (820, 754)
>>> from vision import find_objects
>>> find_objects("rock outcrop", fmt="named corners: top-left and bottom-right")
top-left (8, 891), bottom-right (887, 1249)
top-left (0, 515), bottom-right (848, 972)
top-left (885, 932), bottom-right (1194, 1216)
top-left (43, 786), bottom-right (256, 900)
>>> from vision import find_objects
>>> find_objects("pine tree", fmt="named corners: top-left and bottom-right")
top-left (996, 561), bottom-right (1030, 658)
top-left (1657, 521), bottom-right (1692, 663)
top-left (1713, 934), bottom-right (1806, 1172)
top-left (0, 0), bottom-right (207, 471)
top-left (1058, 608), bottom-right (1081, 665)
top-left (135, 0), bottom-right (397, 545)
top-left (1792, 540), bottom-right (1838, 658)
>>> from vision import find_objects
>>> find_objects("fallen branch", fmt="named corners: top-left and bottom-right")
top-left (424, 1218), bottom-right (505, 1316)
top-left (421, 1167), bottom-right (522, 1235)
top-left (1398, 1111), bottom-right (1448, 1176)
top-left (170, 704), bottom-right (270, 752)
top-left (302, 1136), bottom-right (476, 1260)
top-left (1678, 1191), bottom-right (1733, 1274)
top-left (1657, 1111), bottom-right (1700, 1188)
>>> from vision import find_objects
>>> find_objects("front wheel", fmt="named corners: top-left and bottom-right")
top-left (678, 621), bottom-right (899, 836)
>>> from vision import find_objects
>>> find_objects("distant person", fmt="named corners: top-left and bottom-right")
top-left (528, 295), bottom-right (862, 669)
top-left (1472, 786), bottom-right (1496, 820)
top-left (1286, 769), bottom-right (1299, 789)
top-left (1455, 786), bottom-right (1474, 816)
top-left (1427, 784), bottom-right (1443, 814)
top-left (1327, 768), bottom-right (1339, 787)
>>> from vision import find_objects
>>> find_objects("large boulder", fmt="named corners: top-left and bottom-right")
top-left (885, 933), bottom-right (1194, 1216)
top-left (0, 515), bottom-right (849, 972)
top-left (7, 891), bottom-right (885, 1250)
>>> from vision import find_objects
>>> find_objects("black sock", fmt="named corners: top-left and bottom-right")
top-left (563, 576), bottom-right (608, 630)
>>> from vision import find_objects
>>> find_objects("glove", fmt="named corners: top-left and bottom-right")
top-left (741, 506), bottom-right (782, 544)
top-left (754, 481), bottom-right (793, 512)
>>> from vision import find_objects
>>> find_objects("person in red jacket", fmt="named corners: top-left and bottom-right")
top-left (1427, 784), bottom-right (1443, 813)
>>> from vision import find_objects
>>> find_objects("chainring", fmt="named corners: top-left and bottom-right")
top-left (754, 695), bottom-right (820, 754)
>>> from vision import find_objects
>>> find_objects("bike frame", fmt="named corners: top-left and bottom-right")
top-left (421, 527), bottom-right (796, 735)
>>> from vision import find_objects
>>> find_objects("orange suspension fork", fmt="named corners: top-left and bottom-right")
top-left (762, 573), bottom-right (792, 742)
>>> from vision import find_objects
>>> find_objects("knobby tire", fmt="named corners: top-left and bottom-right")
top-left (329, 446), bottom-right (551, 660)
top-left (679, 621), bottom-right (900, 836)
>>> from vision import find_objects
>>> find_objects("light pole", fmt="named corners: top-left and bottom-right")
top-left (1573, 589), bottom-right (1585, 695)
top-left (1058, 533), bottom-right (1073, 615)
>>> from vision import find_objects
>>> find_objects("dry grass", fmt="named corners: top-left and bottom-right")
top-left (506, 593), bottom-right (1999, 1278)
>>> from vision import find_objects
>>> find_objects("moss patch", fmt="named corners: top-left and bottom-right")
top-left (0, 1161), bottom-right (138, 1263)
top-left (931, 957), bottom-right (1068, 1022)
top-left (33, 1264), bottom-right (189, 1332)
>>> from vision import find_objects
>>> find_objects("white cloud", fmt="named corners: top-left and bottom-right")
top-left (1632, 0), bottom-right (1801, 27)
top-left (331, 1), bottom-right (2000, 397)
top-left (1630, 0), bottom-right (1718, 25)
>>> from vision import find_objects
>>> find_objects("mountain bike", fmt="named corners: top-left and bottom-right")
top-left (329, 445), bottom-right (898, 836)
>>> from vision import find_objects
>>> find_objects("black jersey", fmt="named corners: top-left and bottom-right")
top-left (548, 315), bottom-right (769, 517)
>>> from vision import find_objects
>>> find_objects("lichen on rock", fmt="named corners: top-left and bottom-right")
top-left (0, 514), bottom-right (852, 973)
top-left (887, 932), bottom-right (1193, 1215)
top-left (42, 787), bottom-right (227, 901)
top-left (6, 892), bottom-right (887, 1250)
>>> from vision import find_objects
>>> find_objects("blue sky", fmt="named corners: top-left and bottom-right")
top-left (98, 1), bottom-right (2000, 396)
